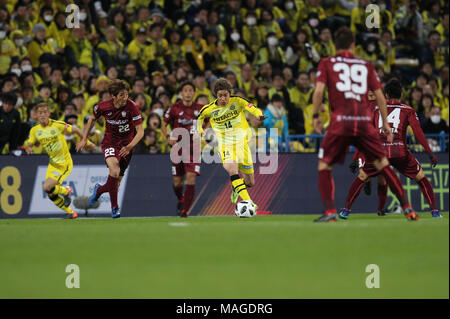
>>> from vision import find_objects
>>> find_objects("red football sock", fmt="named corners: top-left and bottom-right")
top-left (108, 176), bottom-right (119, 209)
top-left (418, 177), bottom-right (436, 210)
top-left (173, 184), bottom-right (184, 202)
top-left (318, 170), bottom-right (336, 214)
top-left (377, 183), bottom-right (388, 211)
top-left (98, 175), bottom-right (114, 196)
top-left (380, 166), bottom-right (410, 210)
top-left (183, 184), bottom-right (195, 214)
top-left (345, 177), bottom-right (365, 210)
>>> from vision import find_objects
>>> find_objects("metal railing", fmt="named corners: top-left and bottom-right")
top-left (283, 132), bottom-right (449, 153)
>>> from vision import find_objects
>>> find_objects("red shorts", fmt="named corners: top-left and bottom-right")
top-left (102, 145), bottom-right (132, 176)
top-left (171, 161), bottom-right (201, 176)
top-left (357, 151), bottom-right (421, 179)
top-left (319, 131), bottom-right (386, 165)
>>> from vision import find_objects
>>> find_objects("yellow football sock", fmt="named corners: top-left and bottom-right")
top-left (50, 195), bottom-right (73, 214)
top-left (51, 185), bottom-right (68, 196)
top-left (231, 176), bottom-right (251, 201)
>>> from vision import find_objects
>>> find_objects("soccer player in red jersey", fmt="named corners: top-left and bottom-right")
top-left (76, 80), bottom-right (144, 218)
top-left (339, 78), bottom-right (441, 219)
top-left (312, 27), bottom-right (418, 222)
top-left (161, 81), bottom-right (204, 218)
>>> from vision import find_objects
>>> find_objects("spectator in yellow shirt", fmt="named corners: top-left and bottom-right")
top-left (27, 23), bottom-right (57, 69)
top-left (97, 25), bottom-right (126, 70)
top-left (182, 23), bottom-right (209, 71)
top-left (258, 8), bottom-right (284, 40)
top-left (313, 27), bottom-right (336, 58)
top-left (127, 26), bottom-right (152, 73)
top-left (147, 23), bottom-right (171, 73)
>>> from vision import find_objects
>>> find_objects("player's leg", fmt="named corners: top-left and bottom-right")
top-left (314, 133), bottom-right (348, 222)
top-left (180, 172), bottom-right (197, 218)
top-left (376, 175), bottom-right (388, 216)
top-left (414, 169), bottom-right (441, 218)
top-left (172, 162), bottom-right (185, 215)
top-left (236, 143), bottom-right (256, 205)
top-left (339, 169), bottom-right (370, 219)
top-left (96, 156), bottom-right (121, 217)
top-left (354, 133), bottom-right (418, 220)
top-left (43, 177), bottom-right (77, 218)
top-left (392, 153), bottom-right (440, 218)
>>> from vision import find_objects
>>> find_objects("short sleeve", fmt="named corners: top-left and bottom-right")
top-left (164, 106), bottom-right (173, 125)
top-left (367, 63), bottom-right (382, 91)
top-left (315, 59), bottom-right (328, 85)
top-left (93, 104), bottom-right (101, 119)
top-left (130, 102), bottom-right (143, 125)
top-left (54, 121), bottom-right (71, 134)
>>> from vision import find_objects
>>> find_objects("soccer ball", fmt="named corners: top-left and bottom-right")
top-left (235, 201), bottom-right (256, 218)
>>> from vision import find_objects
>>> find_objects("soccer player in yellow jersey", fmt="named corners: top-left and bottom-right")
top-left (25, 103), bottom-right (94, 219)
top-left (196, 78), bottom-right (267, 207)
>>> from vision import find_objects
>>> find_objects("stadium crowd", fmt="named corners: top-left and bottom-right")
top-left (0, 0), bottom-right (448, 155)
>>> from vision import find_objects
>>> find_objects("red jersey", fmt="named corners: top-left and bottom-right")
top-left (164, 101), bottom-right (203, 143)
top-left (316, 51), bottom-right (382, 136)
top-left (93, 98), bottom-right (143, 147)
top-left (374, 100), bottom-right (432, 158)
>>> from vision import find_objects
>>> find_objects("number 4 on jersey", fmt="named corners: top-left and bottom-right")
top-left (379, 108), bottom-right (401, 133)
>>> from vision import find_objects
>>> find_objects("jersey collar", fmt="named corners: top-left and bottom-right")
top-left (387, 99), bottom-right (401, 105)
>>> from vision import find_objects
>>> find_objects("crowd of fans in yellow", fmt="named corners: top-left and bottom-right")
top-left (0, 0), bottom-right (448, 154)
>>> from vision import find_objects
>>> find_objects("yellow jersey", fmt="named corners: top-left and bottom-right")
top-left (27, 119), bottom-right (73, 167)
top-left (197, 96), bottom-right (263, 145)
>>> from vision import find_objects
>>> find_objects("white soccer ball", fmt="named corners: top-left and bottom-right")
top-left (235, 201), bottom-right (256, 218)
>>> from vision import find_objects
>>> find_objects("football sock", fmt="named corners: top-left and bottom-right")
top-left (379, 166), bottom-right (411, 210)
top-left (108, 176), bottom-right (119, 209)
top-left (183, 184), bottom-right (195, 213)
top-left (173, 184), bottom-right (184, 201)
top-left (231, 174), bottom-right (250, 201)
top-left (50, 185), bottom-right (68, 196)
top-left (318, 170), bottom-right (335, 214)
top-left (418, 177), bottom-right (437, 210)
top-left (97, 175), bottom-right (116, 197)
top-left (49, 194), bottom-right (73, 214)
top-left (377, 183), bottom-right (388, 211)
top-left (345, 177), bottom-right (365, 210)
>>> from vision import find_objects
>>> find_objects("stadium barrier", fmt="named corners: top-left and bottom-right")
top-left (0, 153), bottom-right (448, 219)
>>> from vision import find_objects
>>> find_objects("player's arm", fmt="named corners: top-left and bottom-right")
top-left (374, 89), bottom-right (393, 143)
top-left (24, 128), bottom-right (36, 155)
top-left (76, 116), bottom-right (97, 152)
top-left (70, 125), bottom-right (96, 150)
top-left (196, 104), bottom-right (212, 138)
top-left (242, 100), bottom-right (266, 121)
top-left (119, 123), bottom-right (144, 157)
top-left (312, 81), bottom-right (325, 134)
top-left (409, 110), bottom-right (437, 167)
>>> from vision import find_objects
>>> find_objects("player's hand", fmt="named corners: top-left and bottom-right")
top-left (258, 115), bottom-right (268, 121)
top-left (313, 118), bottom-right (323, 135)
top-left (429, 153), bottom-right (438, 168)
top-left (119, 145), bottom-right (132, 157)
top-left (76, 139), bottom-right (87, 152)
top-left (25, 146), bottom-right (33, 155)
top-left (349, 160), bottom-right (359, 174)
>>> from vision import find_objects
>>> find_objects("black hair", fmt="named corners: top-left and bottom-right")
top-left (271, 93), bottom-right (284, 103)
top-left (1, 92), bottom-right (18, 106)
top-left (384, 78), bottom-right (402, 99)
top-left (179, 81), bottom-right (195, 92)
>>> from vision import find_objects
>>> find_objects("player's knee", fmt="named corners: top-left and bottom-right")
top-left (318, 160), bottom-right (332, 171)
top-left (110, 169), bottom-right (120, 178)
top-left (358, 173), bottom-right (369, 183)
top-left (244, 178), bottom-right (255, 187)
top-left (42, 183), bottom-right (53, 193)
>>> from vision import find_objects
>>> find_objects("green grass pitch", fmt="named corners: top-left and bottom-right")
top-left (0, 213), bottom-right (448, 299)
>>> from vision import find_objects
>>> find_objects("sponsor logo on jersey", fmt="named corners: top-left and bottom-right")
top-left (214, 110), bottom-right (240, 123)
top-left (122, 111), bottom-right (127, 117)
top-left (94, 105), bottom-right (98, 113)
top-left (194, 110), bottom-right (199, 116)
top-left (107, 112), bottom-right (112, 116)
top-left (179, 111), bottom-right (184, 116)
top-left (106, 119), bottom-right (128, 125)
